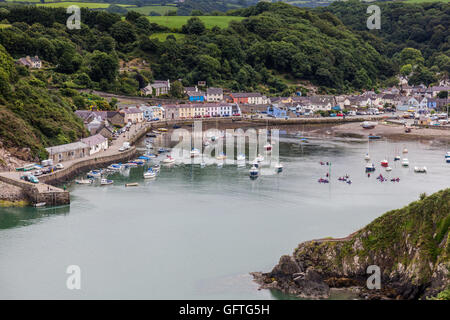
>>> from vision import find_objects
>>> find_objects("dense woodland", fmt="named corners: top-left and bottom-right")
top-left (0, 1), bottom-right (448, 160)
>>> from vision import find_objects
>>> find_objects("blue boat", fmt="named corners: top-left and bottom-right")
top-left (368, 135), bottom-right (381, 140)
top-left (365, 163), bottom-right (376, 172)
top-left (158, 148), bottom-right (169, 153)
top-left (138, 156), bottom-right (151, 161)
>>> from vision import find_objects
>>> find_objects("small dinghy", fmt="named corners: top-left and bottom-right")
top-left (385, 166), bottom-right (392, 172)
top-left (365, 163), bottom-right (376, 172)
top-left (255, 154), bottom-right (264, 162)
top-left (414, 166), bottom-right (427, 173)
top-left (237, 154), bottom-right (245, 161)
top-left (162, 155), bottom-right (175, 164)
top-left (402, 148), bottom-right (408, 154)
top-left (381, 160), bottom-right (389, 167)
top-left (274, 163), bottom-right (283, 173)
top-left (401, 158), bottom-right (409, 167)
top-left (158, 148), bottom-right (169, 153)
top-left (318, 178), bottom-right (329, 183)
top-left (217, 162), bottom-right (223, 168)
top-left (107, 164), bottom-right (122, 171)
top-left (125, 183), bottom-right (139, 187)
top-left (394, 156), bottom-right (401, 161)
top-left (364, 153), bottom-right (370, 161)
top-left (249, 165), bottom-right (259, 178)
top-left (100, 178), bottom-right (113, 185)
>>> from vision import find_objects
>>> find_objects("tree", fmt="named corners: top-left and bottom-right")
top-left (181, 17), bottom-right (205, 35)
top-left (110, 21), bottom-right (136, 44)
top-left (399, 48), bottom-right (424, 66)
top-left (169, 80), bottom-right (184, 98)
top-left (437, 91), bottom-right (448, 99)
top-left (400, 64), bottom-right (413, 78)
top-left (88, 51), bottom-right (118, 82)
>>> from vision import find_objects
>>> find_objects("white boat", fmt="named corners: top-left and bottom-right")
top-left (217, 162), bottom-right (223, 168)
top-left (152, 164), bottom-right (160, 172)
top-left (402, 148), bottom-right (408, 154)
top-left (414, 166), bottom-right (427, 173)
top-left (107, 164), bottom-right (122, 171)
top-left (249, 165), bottom-right (259, 178)
top-left (401, 158), bottom-right (409, 167)
top-left (87, 170), bottom-right (102, 178)
top-left (255, 154), bottom-right (264, 162)
top-left (144, 153), bottom-right (157, 158)
top-left (385, 167), bottom-right (392, 172)
top-left (275, 163), bottom-right (283, 173)
top-left (362, 121), bottom-right (377, 129)
top-left (143, 169), bottom-right (157, 179)
top-left (237, 154), bottom-right (246, 161)
top-left (364, 153), bottom-right (370, 161)
top-left (445, 152), bottom-right (450, 158)
top-left (200, 162), bottom-right (206, 168)
top-left (75, 179), bottom-right (92, 185)
top-left (190, 148), bottom-right (201, 158)
top-left (100, 178), bottom-right (113, 185)
top-left (162, 155), bottom-right (175, 164)
top-left (365, 163), bottom-right (375, 172)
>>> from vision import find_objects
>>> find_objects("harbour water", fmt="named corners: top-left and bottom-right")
top-left (0, 133), bottom-right (449, 299)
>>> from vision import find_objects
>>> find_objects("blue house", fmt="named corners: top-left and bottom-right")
top-left (427, 98), bottom-right (437, 109)
top-left (267, 104), bottom-right (287, 118)
top-left (188, 91), bottom-right (205, 102)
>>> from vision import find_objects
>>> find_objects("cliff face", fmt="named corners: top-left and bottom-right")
top-left (253, 189), bottom-right (450, 299)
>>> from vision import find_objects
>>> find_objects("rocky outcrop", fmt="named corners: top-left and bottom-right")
top-left (253, 189), bottom-right (450, 300)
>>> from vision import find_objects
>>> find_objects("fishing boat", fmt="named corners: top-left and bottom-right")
top-left (274, 163), bottom-right (283, 173)
top-left (100, 178), bottom-right (113, 185)
top-left (365, 163), bottom-right (375, 172)
top-left (190, 148), bottom-right (200, 158)
top-left (162, 155), bottom-right (175, 164)
top-left (87, 170), bottom-right (102, 178)
top-left (381, 159), bottom-right (389, 167)
top-left (264, 143), bottom-right (272, 151)
top-left (401, 158), bottom-right (409, 167)
top-left (75, 179), bottom-right (92, 185)
top-left (237, 154), bottom-right (245, 161)
top-left (143, 169), bottom-right (157, 179)
top-left (249, 165), bottom-right (259, 178)
top-left (216, 152), bottom-right (226, 160)
top-left (255, 154), bottom-right (264, 162)
top-left (414, 166), bottom-right (427, 173)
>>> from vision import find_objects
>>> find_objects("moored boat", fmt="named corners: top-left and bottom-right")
top-left (143, 169), bottom-right (157, 179)
top-left (237, 154), bottom-right (245, 161)
top-left (190, 148), bottom-right (200, 158)
top-left (75, 179), bottom-right (93, 185)
top-left (255, 154), bottom-right (264, 162)
top-left (162, 155), bottom-right (175, 164)
top-left (394, 155), bottom-right (401, 161)
top-left (401, 158), bottom-right (409, 167)
top-left (216, 152), bottom-right (226, 160)
top-left (87, 170), bottom-right (102, 178)
top-left (100, 178), bottom-right (113, 185)
top-left (414, 166), bottom-right (427, 173)
top-left (274, 163), bottom-right (283, 173)
top-left (385, 166), bottom-right (392, 172)
top-left (264, 143), bottom-right (272, 151)
top-left (249, 165), bottom-right (259, 178)
top-left (364, 153), bottom-right (370, 161)
top-left (381, 159), bottom-right (389, 167)
top-left (365, 163), bottom-right (376, 172)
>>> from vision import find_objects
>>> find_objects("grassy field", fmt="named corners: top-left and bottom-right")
top-left (36, 2), bottom-right (135, 9)
top-left (149, 32), bottom-right (185, 41)
top-left (146, 16), bottom-right (245, 29)
top-left (129, 5), bottom-right (176, 16)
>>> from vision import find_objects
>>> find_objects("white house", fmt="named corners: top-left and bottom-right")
top-left (81, 134), bottom-right (109, 155)
top-left (206, 87), bottom-right (224, 102)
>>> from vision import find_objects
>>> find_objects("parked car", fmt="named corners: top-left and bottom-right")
top-left (21, 174), bottom-right (39, 184)
top-left (33, 170), bottom-right (43, 176)
top-left (337, 113), bottom-right (344, 117)
top-left (56, 163), bottom-right (64, 170)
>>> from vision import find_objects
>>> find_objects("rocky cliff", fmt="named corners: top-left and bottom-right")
top-left (253, 189), bottom-right (450, 299)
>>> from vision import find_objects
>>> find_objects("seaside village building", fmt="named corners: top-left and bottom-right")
top-left (141, 80), bottom-right (170, 96)
top-left (81, 134), bottom-right (109, 156)
top-left (46, 142), bottom-right (89, 163)
top-left (119, 107), bottom-right (144, 123)
top-left (16, 55), bottom-right (42, 69)
top-left (164, 103), bottom-right (240, 120)
top-left (206, 87), bottom-right (224, 102)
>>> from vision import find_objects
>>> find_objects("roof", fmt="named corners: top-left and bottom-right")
top-left (232, 92), bottom-right (262, 98)
top-left (207, 87), bottom-right (223, 95)
top-left (46, 142), bottom-right (88, 154)
top-left (187, 91), bottom-right (205, 97)
top-left (120, 107), bottom-right (143, 114)
top-left (81, 134), bottom-right (107, 147)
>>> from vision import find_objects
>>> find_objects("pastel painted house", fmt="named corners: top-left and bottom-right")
top-left (267, 104), bottom-right (287, 118)
top-left (46, 142), bottom-right (89, 163)
top-left (206, 88), bottom-right (223, 102)
top-left (120, 107), bottom-right (144, 123)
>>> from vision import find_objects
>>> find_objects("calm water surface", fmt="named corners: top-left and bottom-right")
top-left (0, 134), bottom-right (448, 299)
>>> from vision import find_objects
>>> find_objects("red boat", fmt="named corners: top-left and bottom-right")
top-left (381, 160), bottom-right (389, 167)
